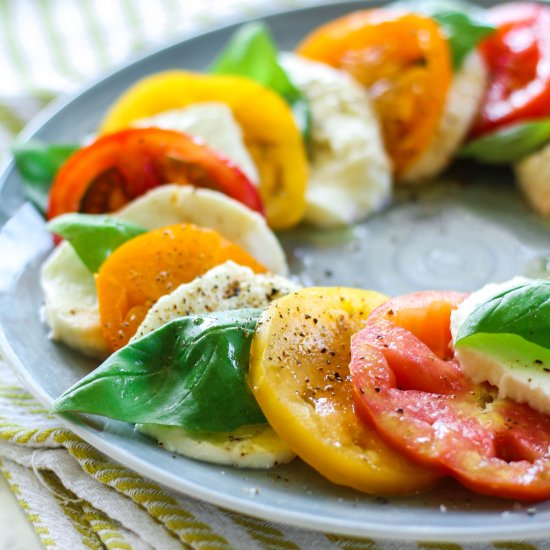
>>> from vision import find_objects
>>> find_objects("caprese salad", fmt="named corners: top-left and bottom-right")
top-left (11, 0), bottom-right (550, 501)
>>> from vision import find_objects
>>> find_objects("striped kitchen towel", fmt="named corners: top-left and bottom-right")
top-left (0, 0), bottom-right (318, 159)
top-left (2, 355), bottom-right (549, 550)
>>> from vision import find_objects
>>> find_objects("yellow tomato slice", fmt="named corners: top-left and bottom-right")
top-left (297, 10), bottom-right (452, 176)
top-left (249, 287), bottom-right (440, 495)
top-left (99, 71), bottom-right (308, 230)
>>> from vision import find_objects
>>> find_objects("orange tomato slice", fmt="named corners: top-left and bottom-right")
top-left (248, 287), bottom-right (440, 495)
top-left (297, 9), bottom-right (452, 175)
top-left (99, 71), bottom-right (308, 230)
top-left (96, 224), bottom-right (266, 352)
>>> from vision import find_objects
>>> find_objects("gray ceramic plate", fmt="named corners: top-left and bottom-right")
top-left (2, 1), bottom-right (550, 542)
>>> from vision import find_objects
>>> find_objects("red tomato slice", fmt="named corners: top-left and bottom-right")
top-left (350, 291), bottom-right (550, 501)
top-left (471, 3), bottom-right (550, 137)
top-left (47, 128), bottom-right (264, 219)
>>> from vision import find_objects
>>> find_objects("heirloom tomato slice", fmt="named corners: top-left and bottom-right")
top-left (48, 128), bottom-right (263, 220)
top-left (297, 10), bottom-right (451, 175)
top-left (96, 224), bottom-right (265, 352)
top-left (350, 291), bottom-right (550, 501)
top-left (99, 71), bottom-right (308, 229)
top-left (472, 3), bottom-right (550, 136)
top-left (248, 287), bottom-right (440, 495)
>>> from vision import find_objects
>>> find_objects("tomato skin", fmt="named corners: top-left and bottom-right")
top-left (472, 3), bottom-right (550, 137)
top-left (47, 128), bottom-right (264, 220)
top-left (351, 291), bottom-right (550, 501)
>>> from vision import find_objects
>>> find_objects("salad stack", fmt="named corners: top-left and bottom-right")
top-left (13, 0), bottom-right (550, 501)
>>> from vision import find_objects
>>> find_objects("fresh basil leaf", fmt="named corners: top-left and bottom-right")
top-left (434, 11), bottom-right (494, 69)
top-left (210, 22), bottom-right (312, 145)
top-left (393, 0), bottom-right (495, 69)
top-left (50, 309), bottom-right (266, 432)
top-left (455, 279), bottom-right (550, 350)
top-left (47, 213), bottom-right (146, 273)
top-left (459, 119), bottom-right (550, 164)
top-left (13, 141), bottom-right (79, 213)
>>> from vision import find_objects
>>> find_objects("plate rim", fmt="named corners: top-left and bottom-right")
top-left (2, 0), bottom-right (550, 542)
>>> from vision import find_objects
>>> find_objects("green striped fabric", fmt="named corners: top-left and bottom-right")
top-left (0, 0), bottom-right (310, 160)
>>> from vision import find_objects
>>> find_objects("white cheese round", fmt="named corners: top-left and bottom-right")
top-left (515, 141), bottom-right (550, 216)
top-left (451, 277), bottom-right (550, 414)
top-left (132, 260), bottom-right (299, 341)
top-left (133, 102), bottom-right (259, 184)
top-left (41, 244), bottom-right (109, 359)
top-left (400, 51), bottom-right (488, 183)
top-left (280, 53), bottom-right (392, 226)
top-left (453, 346), bottom-right (550, 416)
top-left (118, 185), bottom-right (288, 275)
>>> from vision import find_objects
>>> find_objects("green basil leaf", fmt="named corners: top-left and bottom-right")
top-left (13, 141), bottom-right (79, 213)
top-left (434, 11), bottom-right (494, 69)
top-left (459, 119), bottom-right (550, 164)
top-left (50, 309), bottom-right (266, 432)
top-left (455, 279), bottom-right (550, 350)
top-left (210, 22), bottom-right (312, 145)
top-left (47, 213), bottom-right (146, 273)
top-left (393, 0), bottom-right (495, 69)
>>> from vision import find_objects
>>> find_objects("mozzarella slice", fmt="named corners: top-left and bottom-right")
top-left (133, 102), bottom-right (259, 184)
top-left (453, 346), bottom-right (550, 416)
top-left (132, 260), bottom-right (299, 340)
top-left (41, 185), bottom-right (288, 358)
top-left (400, 51), bottom-right (488, 183)
top-left (280, 53), bottom-right (392, 226)
top-left (41, 244), bottom-right (109, 359)
top-left (136, 423), bottom-right (295, 468)
top-left (515, 142), bottom-right (550, 216)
